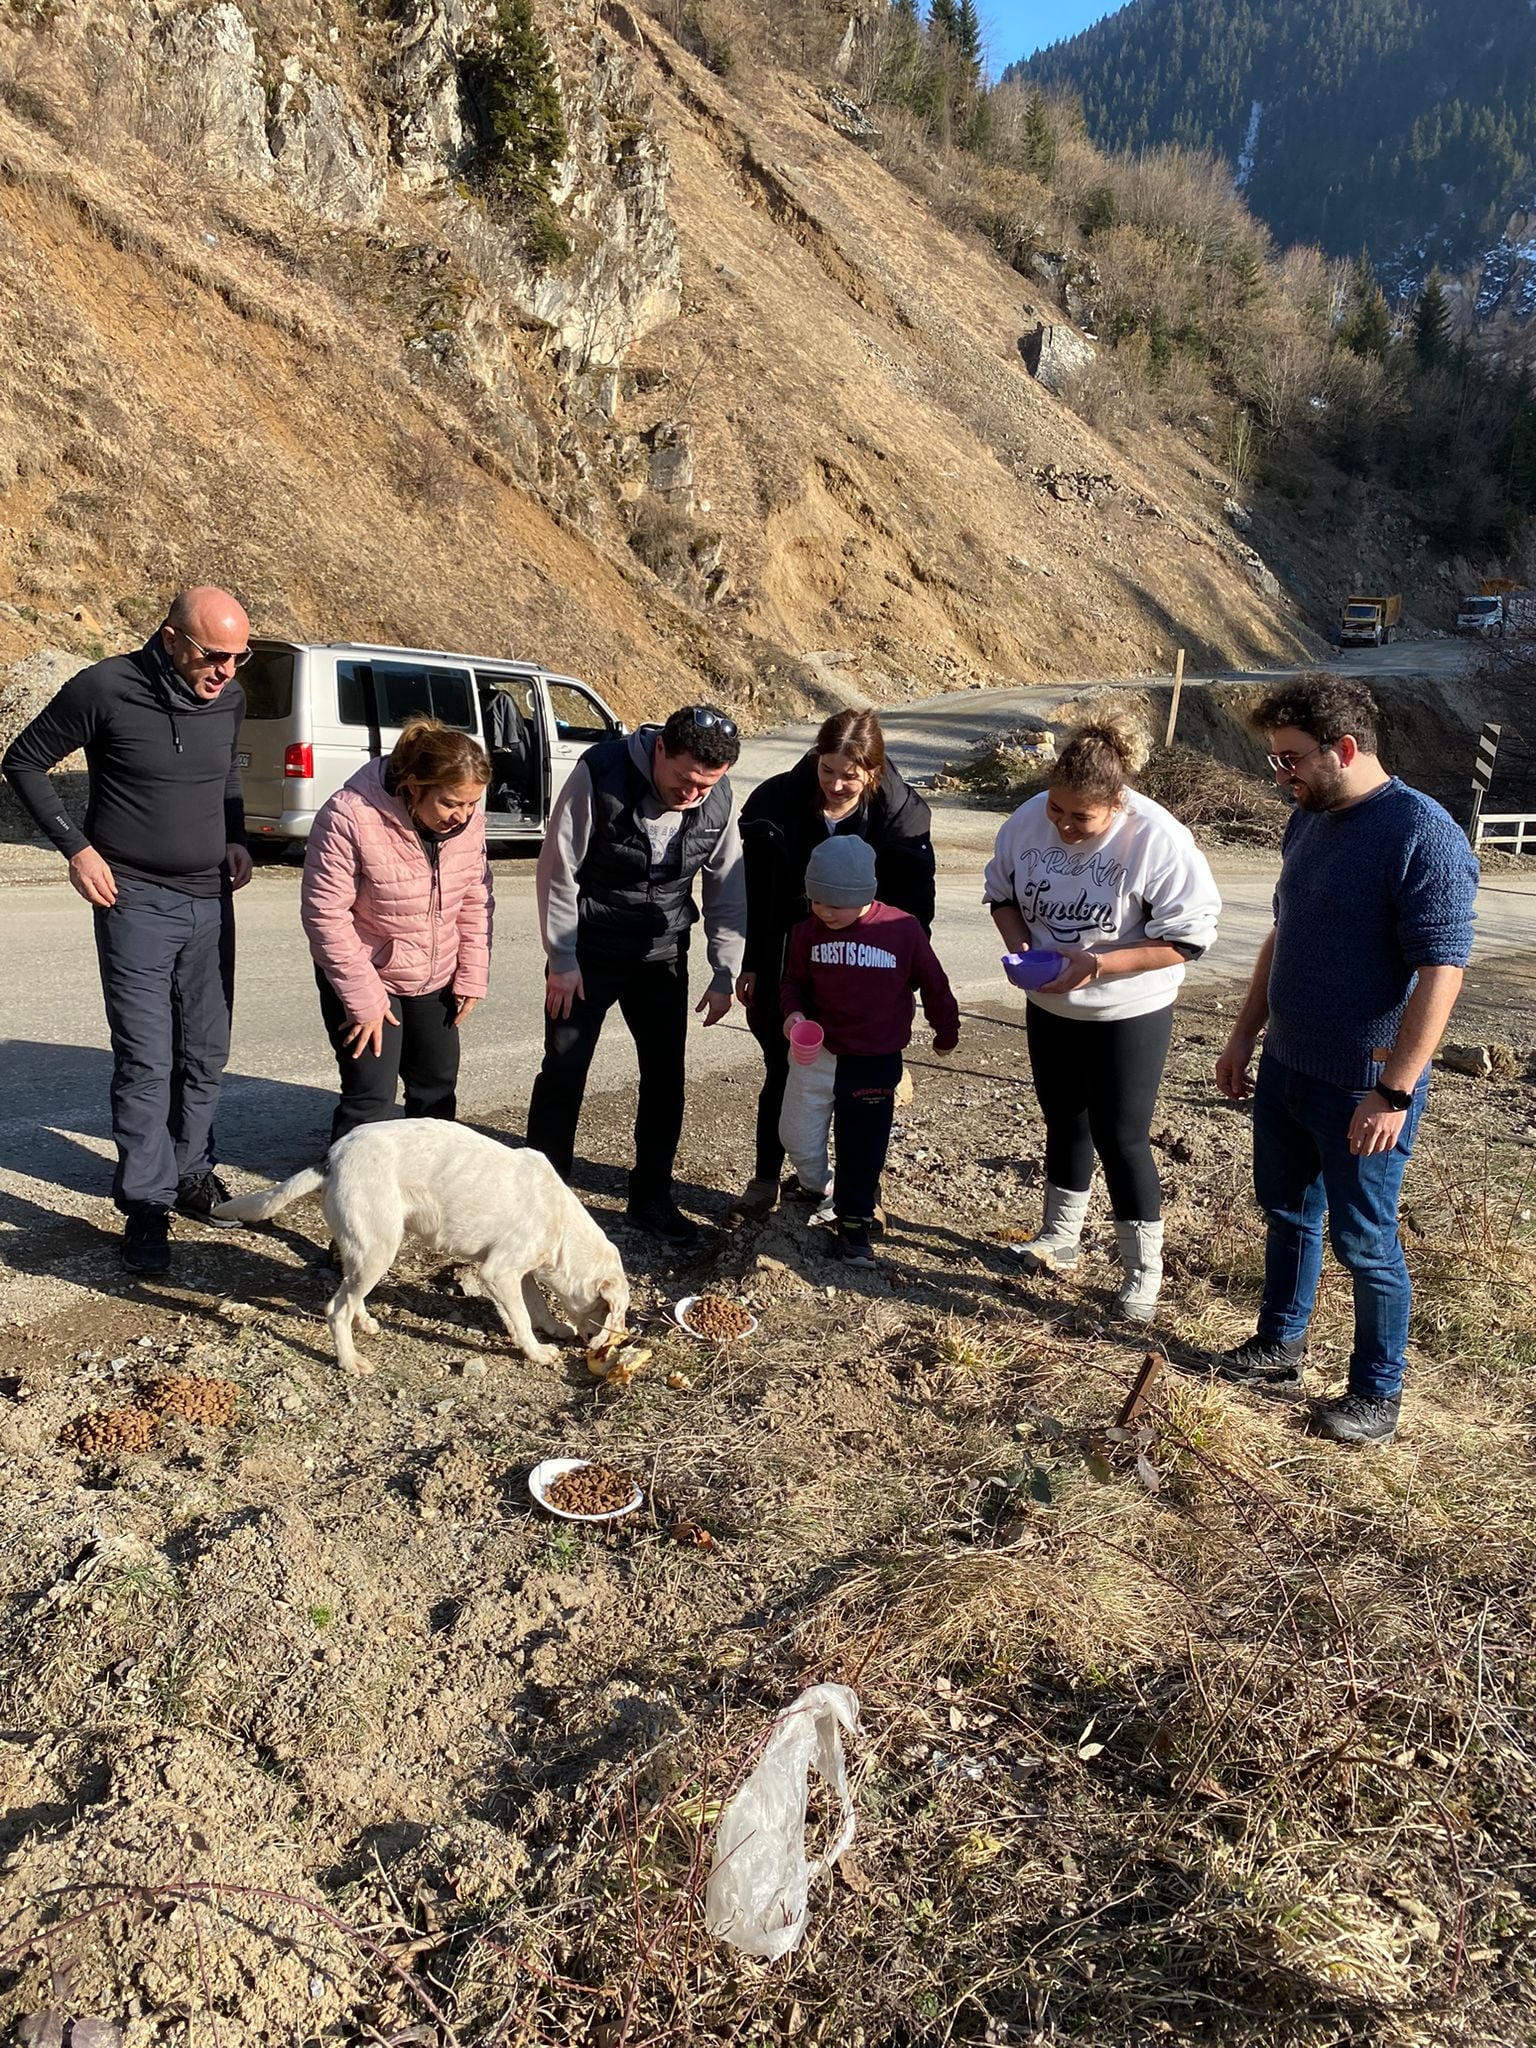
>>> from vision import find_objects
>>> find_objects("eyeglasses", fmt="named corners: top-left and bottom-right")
top-left (176, 629), bottom-right (252, 669)
top-left (1266, 741), bottom-right (1331, 774)
top-left (683, 706), bottom-right (738, 740)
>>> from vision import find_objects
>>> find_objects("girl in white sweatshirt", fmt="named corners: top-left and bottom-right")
top-left (983, 714), bottom-right (1221, 1319)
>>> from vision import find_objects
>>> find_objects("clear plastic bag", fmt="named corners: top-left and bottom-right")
top-left (706, 1682), bottom-right (861, 1960)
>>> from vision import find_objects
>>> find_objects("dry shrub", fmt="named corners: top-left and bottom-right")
top-left (1140, 742), bottom-right (1287, 844)
top-left (628, 495), bottom-right (696, 579)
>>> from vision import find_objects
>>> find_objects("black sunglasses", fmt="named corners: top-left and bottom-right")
top-left (176, 628), bottom-right (253, 670)
top-left (683, 705), bottom-right (739, 740)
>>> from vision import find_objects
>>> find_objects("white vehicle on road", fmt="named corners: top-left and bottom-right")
top-left (236, 640), bottom-right (626, 846)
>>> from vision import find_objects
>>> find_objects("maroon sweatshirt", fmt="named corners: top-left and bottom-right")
top-left (781, 901), bottom-right (960, 1056)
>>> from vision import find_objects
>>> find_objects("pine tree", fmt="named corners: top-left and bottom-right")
top-left (1023, 88), bottom-right (1056, 184)
top-left (1412, 271), bottom-right (1454, 372)
top-left (1341, 253), bottom-right (1391, 359)
top-left (954, 0), bottom-right (983, 75)
top-left (465, 0), bottom-right (568, 228)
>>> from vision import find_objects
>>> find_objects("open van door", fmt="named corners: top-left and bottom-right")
top-left (539, 674), bottom-right (626, 808)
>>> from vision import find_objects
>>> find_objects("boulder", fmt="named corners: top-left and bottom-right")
top-left (1020, 323), bottom-right (1095, 398)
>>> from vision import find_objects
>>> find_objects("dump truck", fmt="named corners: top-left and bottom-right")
top-left (1339, 593), bottom-right (1403, 647)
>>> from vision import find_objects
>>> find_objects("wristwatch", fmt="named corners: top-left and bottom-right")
top-left (1372, 1081), bottom-right (1413, 1113)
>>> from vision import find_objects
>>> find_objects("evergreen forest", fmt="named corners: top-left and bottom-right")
top-left (1009, 0), bottom-right (1536, 282)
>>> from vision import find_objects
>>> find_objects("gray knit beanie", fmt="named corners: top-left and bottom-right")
top-left (805, 835), bottom-right (877, 908)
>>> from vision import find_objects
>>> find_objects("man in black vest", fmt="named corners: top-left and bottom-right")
top-left (3, 586), bottom-right (253, 1276)
top-left (527, 704), bottom-right (745, 1246)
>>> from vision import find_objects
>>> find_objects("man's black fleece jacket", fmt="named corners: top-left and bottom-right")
top-left (2, 638), bottom-right (246, 898)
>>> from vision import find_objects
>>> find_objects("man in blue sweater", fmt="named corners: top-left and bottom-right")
top-left (1214, 675), bottom-right (1477, 1444)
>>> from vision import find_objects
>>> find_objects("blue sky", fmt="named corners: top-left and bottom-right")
top-left (981, 1), bottom-right (1127, 71)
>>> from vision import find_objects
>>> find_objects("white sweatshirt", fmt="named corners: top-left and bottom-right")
top-left (982, 788), bottom-right (1221, 1020)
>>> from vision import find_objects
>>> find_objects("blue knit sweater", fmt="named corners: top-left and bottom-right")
top-left (1265, 779), bottom-right (1477, 1091)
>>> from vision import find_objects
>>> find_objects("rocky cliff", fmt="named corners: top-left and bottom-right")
top-left (0, 0), bottom-right (1313, 725)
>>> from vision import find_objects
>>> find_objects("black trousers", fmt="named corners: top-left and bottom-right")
top-left (1024, 1001), bottom-right (1174, 1221)
top-left (833, 1050), bottom-right (903, 1223)
top-left (316, 969), bottom-right (460, 1146)
top-left (525, 951), bottom-right (690, 1203)
top-left (747, 995), bottom-right (792, 1182)
top-left (93, 880), bottom-right (233, 1213)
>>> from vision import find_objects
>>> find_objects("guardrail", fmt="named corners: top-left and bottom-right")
top-left (1473, 813), bottom-right (1536, 856)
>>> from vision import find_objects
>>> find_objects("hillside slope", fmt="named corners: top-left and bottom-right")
top-left (0, 0), bottom-right (1312, 739)
top-left (1014, 0), bottom-right (1536, 309)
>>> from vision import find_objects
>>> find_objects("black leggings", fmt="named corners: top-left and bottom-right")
top-left (317, 970), bottom-right (460, 1146)
top-left (1025, 1001), bottom-right (1174, 1221)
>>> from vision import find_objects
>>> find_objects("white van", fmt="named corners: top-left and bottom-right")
top-left (235, 639), bottom-right (627, 845)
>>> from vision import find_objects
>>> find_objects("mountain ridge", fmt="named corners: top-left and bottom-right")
top-left (1011, 0), bottom-right (1536, 309)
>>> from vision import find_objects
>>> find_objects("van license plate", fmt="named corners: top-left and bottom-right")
top-left (234, 752), bottom-right (251, 768)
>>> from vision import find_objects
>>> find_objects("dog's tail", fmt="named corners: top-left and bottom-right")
top-left (213, 1164), bottom-right (326, 1224)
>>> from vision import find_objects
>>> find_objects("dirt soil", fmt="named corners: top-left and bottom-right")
top-left (3, 970), bottom-right (1536, 2046)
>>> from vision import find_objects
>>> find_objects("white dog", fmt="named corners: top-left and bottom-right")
top-left (214, 1122), bottom-right (629, 1375)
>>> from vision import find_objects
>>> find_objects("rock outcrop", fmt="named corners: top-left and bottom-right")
top-left (1021, 323), bottom-right (1097, 397)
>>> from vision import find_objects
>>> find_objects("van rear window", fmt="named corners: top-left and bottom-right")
top-left (241, 648), bottom-right (295, 720)
top-left (337, 661), bottom-right (476, 732)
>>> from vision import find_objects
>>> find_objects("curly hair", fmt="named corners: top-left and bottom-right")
top-left (1050, 708), bottom-right (1150, 805)
top-left (660, 703), bottom-right (741, 769)
top-left (1250, 673), bottom-right (1382, 754)
top-left (389, 716), bottom-right (489, 796)
top-left (815, 708), bottom-right (886, 784)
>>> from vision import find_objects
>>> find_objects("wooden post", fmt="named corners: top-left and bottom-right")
top-left (1164, 648), bottom-right (1186, 749)
top-left (1115, 1354), bottom-right (1164, 1430)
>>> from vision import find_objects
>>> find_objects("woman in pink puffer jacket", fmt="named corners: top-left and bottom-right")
top-left (302, 718), bottom-right (493, 1142)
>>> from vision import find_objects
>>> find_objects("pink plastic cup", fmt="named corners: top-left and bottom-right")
top-left (790, 1019), bottom-right (825, 1065)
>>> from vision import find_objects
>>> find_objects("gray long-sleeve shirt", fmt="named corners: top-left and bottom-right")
top-left (535, 728), bottom-right (746, 989)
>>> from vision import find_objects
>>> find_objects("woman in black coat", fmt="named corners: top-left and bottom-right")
top-left (732, 708), bottom-right (936, 1218)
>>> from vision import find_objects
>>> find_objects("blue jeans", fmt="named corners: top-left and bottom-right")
top-left (1252, 1053), bottom-right (1428, 1400)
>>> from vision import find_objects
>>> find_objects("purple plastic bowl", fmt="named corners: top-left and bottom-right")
top-left (1002, 950), bottom-right (1066, 990)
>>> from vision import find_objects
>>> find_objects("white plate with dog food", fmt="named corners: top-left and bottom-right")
top-left (673, 1294), bottom-right (759, 1343)
top-left (528, 1457), bottom-right (644, 1523)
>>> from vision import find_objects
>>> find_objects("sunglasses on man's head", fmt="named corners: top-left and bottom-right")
top-left (176, 628), bottom-right (252, 669)
top-left (684, 705), bottom-right (738, 740)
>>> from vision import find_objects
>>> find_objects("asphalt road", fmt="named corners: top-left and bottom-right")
top-left (4, 644), bottom-right (1530, 1281)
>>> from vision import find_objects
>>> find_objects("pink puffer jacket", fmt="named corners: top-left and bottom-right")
top-left (301, 759), bottom-right (493, 1022)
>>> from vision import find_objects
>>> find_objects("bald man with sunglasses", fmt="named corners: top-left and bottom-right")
top-left (3, 586), bottom-right (254, 1274)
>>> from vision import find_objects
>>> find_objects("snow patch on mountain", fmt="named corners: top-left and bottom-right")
top-left (1235, 99), bottom-right (1263, 189)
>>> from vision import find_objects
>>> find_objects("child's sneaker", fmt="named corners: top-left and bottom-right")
top-left (833, 1219), bottom-right (875, 1266)
top-left (809, 1194), bottom-right (836, 1227)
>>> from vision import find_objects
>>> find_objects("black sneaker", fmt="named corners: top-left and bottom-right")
top-left (1217, 1333), bottom-right (1307, 1394)
top-left (832, 1219), bottom-right (876, 1267)
top-left (1310, 1392), bottom-right (1400, 1446)
top-left (174, 1168), bottom-right (236, 1225)
top-left (783, 1176), bottom-right (828, 1206)
top-left (122, 1208), bottom-right (171, 1276)
top-left (623, 1196), bottom-right (700, 1248)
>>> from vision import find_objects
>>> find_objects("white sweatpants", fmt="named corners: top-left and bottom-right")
top-left (778, 1047), bottom-right (837, 1197)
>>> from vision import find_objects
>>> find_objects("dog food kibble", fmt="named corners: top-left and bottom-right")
top-left (683, 1295), bottom-right (754, 1342)
top-left (143, 1374), bottom-right (240, 1426)
top-left (546, 1462), bottom-right (639, 1516)
top-left (61, 1408), bottom-right (160, 1456)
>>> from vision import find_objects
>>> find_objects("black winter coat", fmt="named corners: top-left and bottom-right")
top-left (739, 750), bottom-right (936, 993)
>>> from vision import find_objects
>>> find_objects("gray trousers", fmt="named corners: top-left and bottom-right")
top-left (93, 880), bottom-right (233, 1213)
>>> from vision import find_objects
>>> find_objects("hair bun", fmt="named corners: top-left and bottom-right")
top-left (1067, 710), bottom-right (1150, 777)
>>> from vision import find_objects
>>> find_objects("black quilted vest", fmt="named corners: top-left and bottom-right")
top-left (575, 736), bottom-right (733, 964)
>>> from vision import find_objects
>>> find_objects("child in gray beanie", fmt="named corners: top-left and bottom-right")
top-left (778, 835), bottom-right (959, 1264)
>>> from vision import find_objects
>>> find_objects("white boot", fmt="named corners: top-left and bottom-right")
top-left (1014, 1183), bottom-right (1092, 1272)
top-left (1114, 1220), bottom-right (1164, 1322)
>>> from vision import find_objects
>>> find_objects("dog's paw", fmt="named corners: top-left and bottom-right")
top-left (342, 1356), bottom-right (375, 1376)
top-left (355, 1311), bottom-right (381, 1337)
top-left (523, 1341), bottom-right (562, 1368)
